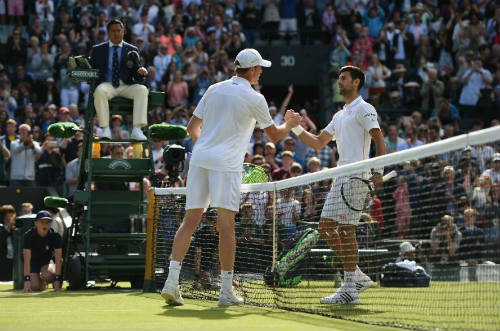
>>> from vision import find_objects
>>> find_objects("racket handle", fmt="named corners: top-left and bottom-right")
top-left (382, 170), bottom-right (397, 182)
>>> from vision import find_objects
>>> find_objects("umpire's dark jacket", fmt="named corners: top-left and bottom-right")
top-left (89, 41), bottom-right (141, 86)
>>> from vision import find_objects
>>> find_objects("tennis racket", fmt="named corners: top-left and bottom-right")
top-left (341, 170), bottom-right (397, 211)
top-left (242, 163), bottom-right (270, 184)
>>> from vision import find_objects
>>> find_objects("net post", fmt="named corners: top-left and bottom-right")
top-left (143, 187), bottom-right (157, 292)
top-left (271, 184), bottom-right (277, 273)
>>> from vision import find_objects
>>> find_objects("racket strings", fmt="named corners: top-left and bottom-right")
top-left (343, 178), bottom-right (372, 211)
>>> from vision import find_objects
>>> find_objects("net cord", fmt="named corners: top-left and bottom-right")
top-left (155, 126), bottom-right (499, 196)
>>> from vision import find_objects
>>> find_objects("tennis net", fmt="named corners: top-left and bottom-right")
top-left (145, 126), bottom-right (500, 331)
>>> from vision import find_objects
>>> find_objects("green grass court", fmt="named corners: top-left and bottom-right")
top-left (1, 282), bottom-right (499, 331)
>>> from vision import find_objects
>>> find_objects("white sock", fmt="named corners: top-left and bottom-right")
top-left (220, 270), bottom-right (233, 292)
top-left (166, 260), bottom-right (181, 285)
top-left (344, 271), bottom-right (356, 284)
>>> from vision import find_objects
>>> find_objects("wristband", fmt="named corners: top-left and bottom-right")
top-left (55, 275), bottom-right (63, 281)
top-left (372, 167), bottom-right (384, 176)
top-left (24, 275), bottom-right (31, 281)
top-left (291, 125), bottom-right (304, 136)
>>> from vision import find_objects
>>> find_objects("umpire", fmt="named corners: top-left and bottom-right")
top-left (89, 19), bottom-right (149, 140)
top-left (23, 211), bottom-right (63, 292)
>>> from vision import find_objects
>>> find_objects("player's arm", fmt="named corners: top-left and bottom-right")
top-left (186, 115), bottom-right (202, 142)
top-left (370, 127), bottom-right (386, 158)
top-left (23, 249), bottom-right (32, 292)
top-left (263, 110), bottom-right (301, 143)
top-left (369, 128), bottom-right (386, 188)
top-left (295, 129), bottom-right (332, 150)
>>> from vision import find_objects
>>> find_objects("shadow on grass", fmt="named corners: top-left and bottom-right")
top-left (153, 296), bottom-right (387, 329)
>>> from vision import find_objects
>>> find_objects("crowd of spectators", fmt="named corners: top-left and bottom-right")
top-left (0, 1), bottom-right (500, 274)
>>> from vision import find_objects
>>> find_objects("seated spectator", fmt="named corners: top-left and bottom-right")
top-left (276, 188), bottom-right (300, 237)
top-left (304, 143), bottom-right (332, 170)
top-left (301, 188), bottom-right (318, 224)
top-left (430, 98), bottom-right (460, 130)
top-left (277, 136), bottom-right (302, 165)
top-left (306, 156), bottom-right (320, 173)
top-left (19, 202), bottom-right (34, 216)
top-left (484, 153), bottom-right (500, 184)
top-left (251, 154), bottom-right (264, 166)
top-left (472, 173), bottom-right (493, 212)
top-left (431, 165), bottom-right (466, 222)
top-left (272, 150), bottom-right (294, 181)
top-left (23, 211), bottom-right (63, 292)
top-left (264, 142), bottom-right (279, 172)
top-left (403, 121), bottom-right (423, 149)
top-left (385, 124), bottom-right (408, 153)
top-left (403, 81), bottom-right (421, 109)
top-left (110, 115), bottom-right (129, 139)
top-left (396, 241), bottom-right (416, 262)
top-left (459, 208), bottom-right (484, 263)
top-left (0, 205), bottom-right (16, 281)
top-left (290, 162), bottom-right (302, 177)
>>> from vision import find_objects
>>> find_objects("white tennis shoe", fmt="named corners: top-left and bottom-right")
top-left (355, 267), bottom-right (374, 293)
top-left (218, 289), bottom-right (244, 307)
top-left (161, 281), bottom-right (184, 306)
top-left (131, 126), bottom-right (147, 140)
top-left (320, 284), bottom-right (360, 305)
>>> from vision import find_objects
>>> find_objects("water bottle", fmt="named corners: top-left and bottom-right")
top-left (132, 143), bottom-right (143, 158)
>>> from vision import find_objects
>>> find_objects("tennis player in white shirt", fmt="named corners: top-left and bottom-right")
top-left (161, 48), bottom-right (302, 307)
top-left (291, 65), bottom-right (386, 304)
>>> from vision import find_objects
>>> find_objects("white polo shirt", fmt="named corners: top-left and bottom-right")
top-left (190, 76), bottom-right (274, 172)
top-left (324, 95), bottom-right (380, 166)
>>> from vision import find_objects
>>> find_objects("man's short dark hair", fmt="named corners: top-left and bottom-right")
top-left (107, 19), bottom-right (124, 31)
top-left (234, 60), bottom-right (251, 75)
top-left (339, 65), bottom-right (365, 91)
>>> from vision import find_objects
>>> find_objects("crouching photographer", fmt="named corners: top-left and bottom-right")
top-left (429, 214), bottom-right (462, 281)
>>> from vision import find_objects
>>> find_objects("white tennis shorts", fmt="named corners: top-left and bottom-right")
top-left (320, 176), bottom-right (369, 226)
top-left (185, 164), bottom-right (242, 212)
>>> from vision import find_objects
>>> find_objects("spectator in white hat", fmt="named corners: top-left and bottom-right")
top-left (396, 241), bottom-right (416, 262)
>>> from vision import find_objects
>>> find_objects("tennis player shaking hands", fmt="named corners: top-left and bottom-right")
top-left (161, 48), bottom-right (301, 307)
top-left (291, 65), bottom-right (386, 305)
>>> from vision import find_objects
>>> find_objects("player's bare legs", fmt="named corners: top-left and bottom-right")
top-left (318, 218), bottom-right (371, 304)
top-left (216, 208), bottom-right (236, 271)
top-left (162, 208), bottom-right (204, 306)
top-left (170, 209), bottom-right (204, 262)
top-left (319, 218), bottom-right (358, 272)
top-left (216, 207), bottom-right (244, 306)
